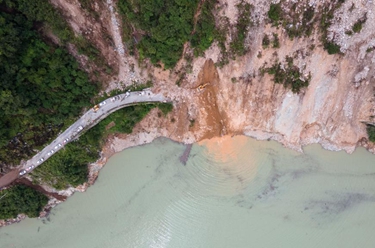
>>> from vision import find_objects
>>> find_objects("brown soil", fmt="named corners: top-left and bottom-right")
top-left (50, 0), bottom-right (118, 83)
top-left (15, 178), bottom-right (67, 201)
top-left (0, 170), bottom-right (66, 201)
top-left (4, 0), bottom-right (375, 225)
top-left (0, 170), bottom-right (19, 189)
top-left (193, 59), bottom-right (228, 140)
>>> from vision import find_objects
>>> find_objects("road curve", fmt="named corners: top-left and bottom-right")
top-left (0, 89), bottom-right (170, 189)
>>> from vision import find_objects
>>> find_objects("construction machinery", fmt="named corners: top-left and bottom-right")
top-left (196, 83), bottom-right (210, 92)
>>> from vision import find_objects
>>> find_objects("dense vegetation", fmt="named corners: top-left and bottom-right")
top-left (0, 185), bottom-right (48, 219)
top-left (268, 2), bottom-right (282, 25)
top-left (0, 0), bottom-right (176, 220)
top-left (31, 130), bottom-right (100, 189)
top-left (31, 99), bottom-right (173, 189)
top-left (190, 0), bottom-right (217, 57)
top-left (0, 0), bottom-right (103, 63)
top-left (118, 0), bottom-right (257, 68)
top-left (0, 11), bottom-right (98, 167)
top-left (118, 0), bottom-right (200, 68)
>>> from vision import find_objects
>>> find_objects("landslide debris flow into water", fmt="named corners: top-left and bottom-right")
top-left (2, 0), bottom-right (375, 226)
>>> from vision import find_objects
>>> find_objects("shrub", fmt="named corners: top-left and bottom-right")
top-left (229, 1), bottom-right (253, 56)
top-left (262, 34), bottom-right (270, 48)
top-left (352, 17), bottom-right (366, 33)
top-left (268, 3), bottom-right (282, 24)
top-left (191, 0), bottom-right (217, 57)
top-left (263, 56), bottom-right (311, 93)
top-left (367, 125), bottom-right (375, 142)
top-left (324, 41), bottom-right (341, 54)
top-left (272, 33), bottom-right (280, 48)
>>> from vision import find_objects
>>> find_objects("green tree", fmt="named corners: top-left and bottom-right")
top-left (0, 185), bottom-right (48, 219)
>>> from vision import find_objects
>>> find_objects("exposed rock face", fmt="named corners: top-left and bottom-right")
top-left (40, 0), bottom-right (375, 200)
top-left (1, 0), bottom-right (374, 226)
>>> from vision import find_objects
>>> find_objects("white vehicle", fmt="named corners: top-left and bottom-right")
top-left (58, 144), bottom-right (62, 148)
top-left (78, 126), bottom-right (83, 131)
top-left (54, 145), bottom-right (59, 150)
top-left (40, 158), bottom-right (44, 162)
top-left (141, 91), bottom-right (145, 95)
top-left (99, 101), bottom-right (106, 106)
top-left (50, 149), bottom-right (55, 154)
top-left (63, 138), bottom-right (69, 144)
top-left (19, 170), bottom-right (27, 176)
top-left (37, 160), bottom-right (41, 164)
top-left (125, 92), bottom-right (130, 97)
top-left (47, 152), bottom-right (51, 156)
top-left (27, 166), bottom-right (32, 170)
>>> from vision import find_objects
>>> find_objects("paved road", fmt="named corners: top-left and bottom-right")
top-left (0, 89), bottom-right (170, 189)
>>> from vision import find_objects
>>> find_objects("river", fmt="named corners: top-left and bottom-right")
top-left (1, 135), bottom-right (375, 248)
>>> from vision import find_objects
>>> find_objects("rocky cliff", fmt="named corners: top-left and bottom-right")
top-left (2, 0), bottom-right (375, 226)
top-left (68, 0), bottom-right (374, 158)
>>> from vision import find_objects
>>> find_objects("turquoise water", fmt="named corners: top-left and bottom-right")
top-left (1, 136), bottom-right (375, 248)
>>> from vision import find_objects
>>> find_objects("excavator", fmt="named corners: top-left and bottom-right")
top-left (196, 83), bottom-right (210, 92)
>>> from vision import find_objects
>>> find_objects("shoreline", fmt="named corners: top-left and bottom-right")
top-left (1, 130), bottom-right (374, 228)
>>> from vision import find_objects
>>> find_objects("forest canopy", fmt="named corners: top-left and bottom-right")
top-left (0, 11), bottom-right (98, 166)
top-left (0, 185), bottom-right (48, 219)
top-left (118, 0), bottom-right (216, 68)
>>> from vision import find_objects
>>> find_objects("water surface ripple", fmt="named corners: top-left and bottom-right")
top-left (1, 136), bottom-right (375, 248)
